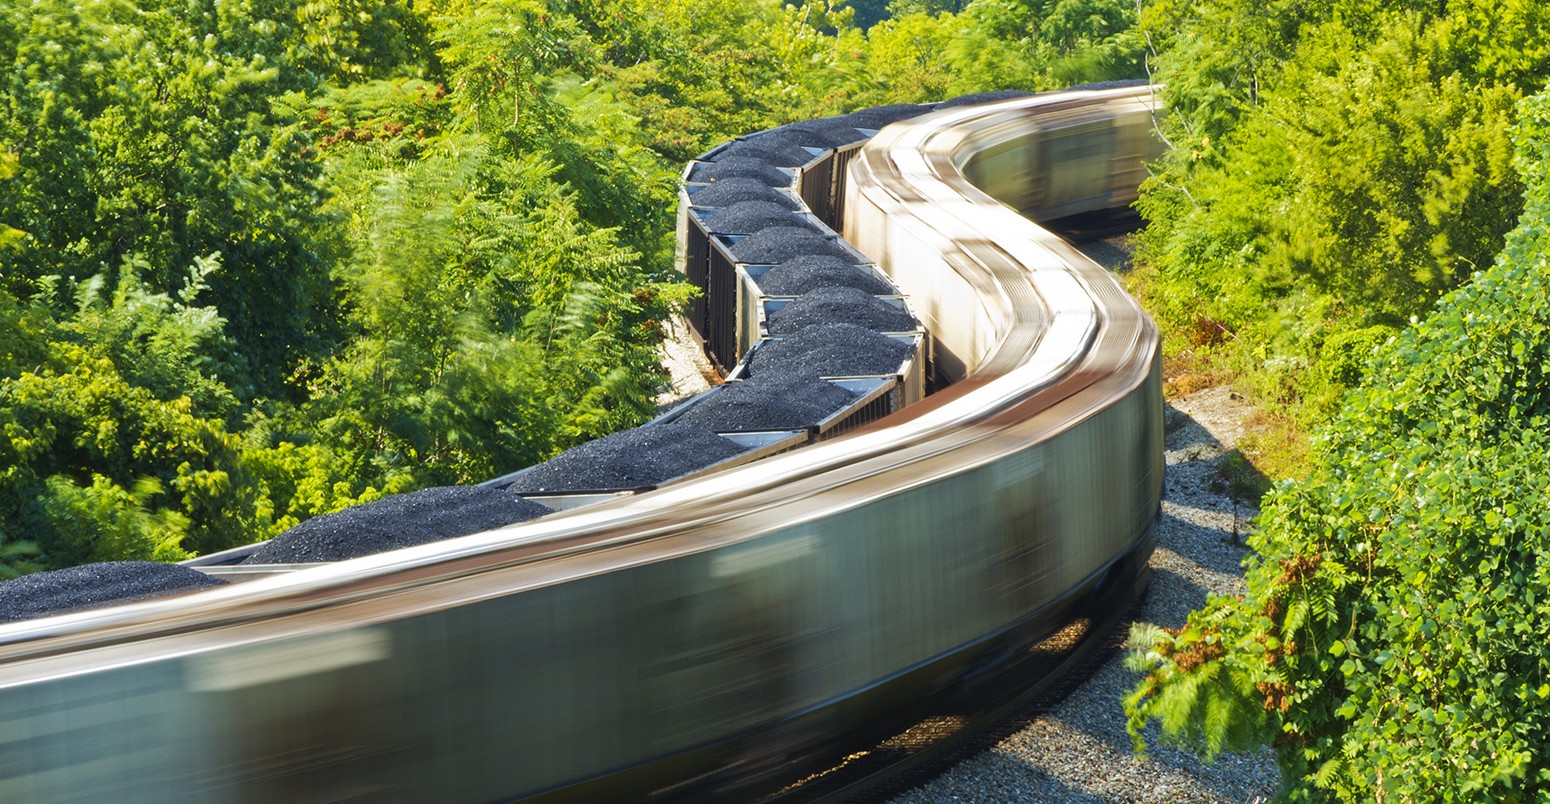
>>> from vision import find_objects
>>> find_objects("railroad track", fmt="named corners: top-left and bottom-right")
top-left (0, 85), bottom-right (1164, 802)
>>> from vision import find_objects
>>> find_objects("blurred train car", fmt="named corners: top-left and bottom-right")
top-left (0, 85), bottom-right (1163, 802)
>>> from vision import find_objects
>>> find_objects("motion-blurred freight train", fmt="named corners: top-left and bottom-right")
top-left (0, 84), bottom-right (1163, 801)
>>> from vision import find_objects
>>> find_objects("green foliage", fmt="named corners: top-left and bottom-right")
top-left (1, 265), bottom-right (268, 565)
top-left (1127, 85), bottom-right (1550, 801)
top-left (0, 0), bottom-right (374, 400)
top-left (857, 0), bottom-right (1144, 103)
top-left (843, 0), bottom-right (894, 29)
top-left (304, 142), bottom-right (689, 484)
top-left (1133, 0), bottom-right (1550, 433)
top-left (1316, 325), bottom-right (1397, 394)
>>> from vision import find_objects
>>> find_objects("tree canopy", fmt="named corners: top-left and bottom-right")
top-left (0, 0), bottom-right (1146, 574)
top-left (1132, 0), bottom-right (1550, 431)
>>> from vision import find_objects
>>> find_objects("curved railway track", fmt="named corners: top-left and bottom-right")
top-left (0, 85), bottom-right (1163, 802)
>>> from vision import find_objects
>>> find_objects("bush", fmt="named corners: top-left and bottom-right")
top-left (1125, 86), bottom-right (1550, 801)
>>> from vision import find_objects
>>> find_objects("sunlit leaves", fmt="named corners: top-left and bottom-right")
top-left (1126, 85), bottom-right (1550, 800)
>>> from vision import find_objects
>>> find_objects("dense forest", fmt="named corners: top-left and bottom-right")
top-left (0, 0), bottom-right (1140, 572)
top-left (1122, 0), bottom-right (1550, 799)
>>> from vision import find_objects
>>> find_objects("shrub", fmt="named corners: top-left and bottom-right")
top-left (1125, 86), bottom-right (1550, 801)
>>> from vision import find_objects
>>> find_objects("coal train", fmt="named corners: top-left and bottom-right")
top-left (0, 85), bottom-right (1163, 801)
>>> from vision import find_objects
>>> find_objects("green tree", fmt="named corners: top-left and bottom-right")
top-left (1126, 85), bottom-right (1550, 801)
top-left (304, 141), bottom-right (690, 486)
top-left (0, 0), bottom-right (367, 400)
top-left (1132, 0), bottom-right (1550, 428)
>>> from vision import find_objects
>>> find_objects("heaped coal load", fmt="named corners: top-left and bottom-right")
top-left (0, 561), bottom-right (228, 624)
top-left (841, 103), bottom-right (933, 128)
top-left (757, 255), bottom-right (895, 296)
top-left (1065, 79), bottom-right (1148, 92)
top-left (688, 157), bottom-right (791, 187)
top-left (719, 133), bottom-right (816, 168)
top-left (691, 178), bottom-right (800, 209)
top-left (730, 227), bottom-right (851, 264)
top-left (246, 486), bottom-right (553, 564)
top-left (675, 373), bottom-right (856, 432)
top-left (705, 201), bottom-right (814, 236)
top-left (748, 323), bottom-right (915, 379)
top-left (505, 422), bottom-right (747, 493)
top-left (776, 120), bottom-right (869, 148)
top-left (937, 90), bottom-right (1033, 109)
top-left (766, 286), bottom-right (918, 335)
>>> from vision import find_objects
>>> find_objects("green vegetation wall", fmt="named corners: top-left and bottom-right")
top-left (1132, 0), bottom-right (1550, 428)
top-left (1126, 85), bottom-right (1550, 801)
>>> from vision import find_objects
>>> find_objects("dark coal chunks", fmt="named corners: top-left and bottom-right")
top-left (937, 90), bottom-right (1034, 109)
top-left (676, 374), bottom-right (855, 432)
top-left (0, 562), bottom-right (228, 624)
top-left (247, 486), bottom-right (553, 564)
top-left (840, 103), bottom-right (933, 129)
top-left (1065, 79), bottom-right (1148, 92)
top-left (691, 178), bottom-right (800, 209)
top-left (730, 227), bottom-right (851, 264)
top-left (705, 201), bottom-right (813, 236)
top-left (688, 157), bottom-right (791, 187)
top-left (718, 132), bottom-right (817, 167)
top-left (505, 422), bottom-right (747, 493)
top-left (776, 120), bottom-right (869, 148)
top-left (748, 323), bottom-right (915, 379)
top-left (757, 255), bottom-right (895, 296)
top-left (767, 286), bottom-right (918, 335)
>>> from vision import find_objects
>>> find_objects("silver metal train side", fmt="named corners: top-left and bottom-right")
top-left (0, 86), bottom-right (1163, 802)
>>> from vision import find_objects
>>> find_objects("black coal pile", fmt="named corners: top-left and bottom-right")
top-left (691, 178), bottom-right (800, 209)
top-left (938, 90), bottom-right (1033, 109)
top-left (730, 227), bottom-right (850, 264)
top-left (777, 120), bottom-right (868, 148)
top-left (505, 422), bottom-right (747, 493)
top-left (688, 157), bottom-right (791, 187)
top-left (0, 562), bottom-right (228, 624)
top-left (246, 486), bottom-right (553, 564)
top-left (842, 103), bottom-right (932, 128)
top-left (757, 255), bottom-right (895, 296)
top-left (748, 323), bottom-right (915, 379)
top-left (767, 286), bottom-right (918, 335)
top-left (675, 374), bottom-right (856, 432)
top-left (705, 201), bottom-right (813, 236)
top-left (720, 133), bottom-right (816, 167)
top-left (1066, 79), bottom-right (1148, 91)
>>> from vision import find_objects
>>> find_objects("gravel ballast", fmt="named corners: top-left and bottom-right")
top-left (247, 486), bottom-right (554, 564)
top-left (688, 157), bottom-right (791, 187)
top-left (730, 227), bottom-right (852, 264)
top-left (674, 373), bottom-right (856, 432)
top-left (705, 201), bottom-right (815, 236)
top-left (690, 178), bottom-right (800, 209)
top-left (0, 562), bottom-right (227, 624)
top-left (766, 286), bottom-right (918, 335)
top-left (505, 422), bottom-right (747, 493)
top-left (748, 323), bottom-right (914, 379)
top-left (757, 255), bottom-right (895, 296)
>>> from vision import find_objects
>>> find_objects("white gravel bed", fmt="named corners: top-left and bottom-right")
top-left (893, 386), bottom-right (1281, 803)
top-left (655, 316), bottom-right (718, 409)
